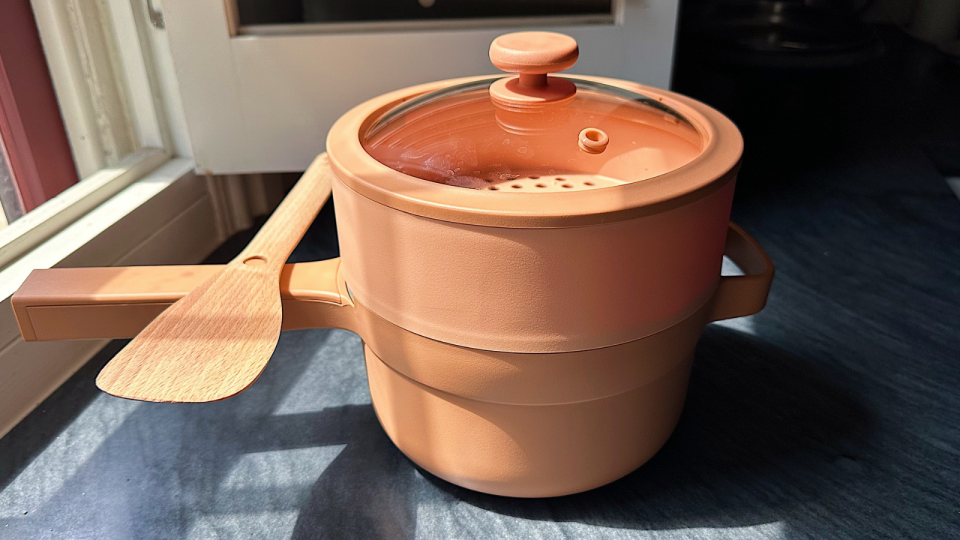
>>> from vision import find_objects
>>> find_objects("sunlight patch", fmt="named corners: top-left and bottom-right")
top-left (185, 510), bottom-right (300, 540)
top-left (0, 395), bottom-right (140, 518)
top-left (272, 330), bottom-right (369, 415)
top-left (220, 445), bottom-right (345, 491)
top-left (184, 446), bottom-right (346, 537)
top-left (414, 501), bottom-right (786, 540)
top-left (714, 255), bottom-right (758, 335)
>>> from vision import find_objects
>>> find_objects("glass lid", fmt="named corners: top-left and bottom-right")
top-left (361, 32), bottom-right (703, 192)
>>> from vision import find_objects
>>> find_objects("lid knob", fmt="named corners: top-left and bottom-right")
top-left (489, 32), bottom-right (578, 110)
top-left (490, 32), bottom-right (579, 88)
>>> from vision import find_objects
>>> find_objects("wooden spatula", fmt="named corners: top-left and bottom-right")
top-left (96, 153), bottom-right (334, 403)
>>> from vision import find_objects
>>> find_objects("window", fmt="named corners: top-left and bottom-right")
top-left (0, 0), bottom-right (171, 268)
top-left (0, 0), bottom-right (78, 229)
top-left (0, 140), bottom-right (21, 226)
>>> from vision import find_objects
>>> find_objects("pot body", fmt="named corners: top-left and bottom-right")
top-left (352, 294), bottom-right (711, 497)
top-left (333, 173), bottom-right (736, 353)
top-left (328, 75), bottom-right (744, 354)
top-left (367, 347), bottom-right (693, 498)
top-left (323, 75), bottom-right (758, 496)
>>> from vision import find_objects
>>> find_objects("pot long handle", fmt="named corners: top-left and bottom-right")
top-left (709, 223), bottom-right (775, 322)
top-left (11, 258), bottom-right (356, 342)
top-left (15, 223), bottom-right (774, 340)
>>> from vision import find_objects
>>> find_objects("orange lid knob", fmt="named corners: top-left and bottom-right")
top-left (489, 32), bottom-right (578, 110)
top-left (490, 32), bottom-right (579, 86)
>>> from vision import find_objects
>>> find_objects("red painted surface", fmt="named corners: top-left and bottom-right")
top-left (0, 0), bottom-right (78, 212)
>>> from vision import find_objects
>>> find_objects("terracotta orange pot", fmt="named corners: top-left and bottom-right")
top-left (360, 228), bottom-right (769, 497)
top-left (12, 32), bottom-right (774, 497)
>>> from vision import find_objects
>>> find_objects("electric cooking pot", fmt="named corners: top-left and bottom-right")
top-left (12, 32), bottom-right (773, 497)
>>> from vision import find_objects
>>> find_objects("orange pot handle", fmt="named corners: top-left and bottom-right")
top-left (709, 222), bottom-right (775, 322)
top-left (13, 223), bottom-right (773, 341)
top-left (11, 258), bottom-right (356, 342)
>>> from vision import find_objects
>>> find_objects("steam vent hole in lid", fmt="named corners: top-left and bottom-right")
top-left (360, 32), bottom-right (703, 191)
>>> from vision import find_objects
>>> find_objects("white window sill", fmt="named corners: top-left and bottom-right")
top-left (0, 148), bottom-right (169, 271)
top-left (0, 157), bottom-right (225, 438)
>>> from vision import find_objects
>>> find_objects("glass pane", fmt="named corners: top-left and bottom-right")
top-left (237, 0), bottom-right (613, 26)
top-left (0, 127), bottom-right (24, 228)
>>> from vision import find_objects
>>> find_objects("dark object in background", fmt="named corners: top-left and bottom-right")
top-left (674, 1), bottom-right (960, 208)
top-left (236, 0), bottom-right (612, 26)
top-left (672, 1), bottom-right (895, 192)
top-left (686, 0), bottom-right (884, 69)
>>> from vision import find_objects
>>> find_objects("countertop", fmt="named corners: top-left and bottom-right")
top-left (1, 26), bottom-right (958, 540)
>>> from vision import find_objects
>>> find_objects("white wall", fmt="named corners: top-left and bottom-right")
top-left (141, 0), bottom-right (193, 159)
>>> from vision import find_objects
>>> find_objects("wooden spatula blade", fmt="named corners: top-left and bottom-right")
top-left (96, 153), bottom-right (332, 403)
top-left (96, 261), bottom-right (283, 403)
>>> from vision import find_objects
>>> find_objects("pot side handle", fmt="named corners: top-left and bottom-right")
top-left (11, 258), bottom-right (356, 342)
top-left (709, 223), bottom-right (775, 322)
